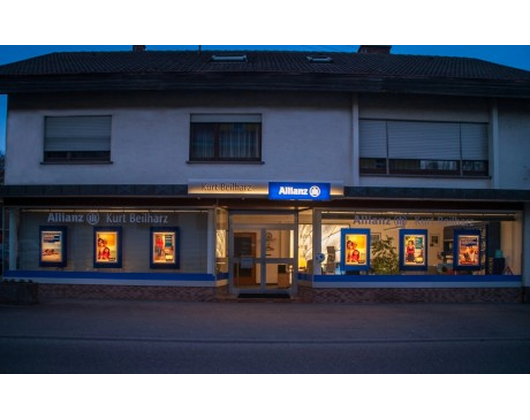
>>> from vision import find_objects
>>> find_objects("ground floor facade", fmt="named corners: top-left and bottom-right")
top-left (1, 184), bottom-right (528, 303)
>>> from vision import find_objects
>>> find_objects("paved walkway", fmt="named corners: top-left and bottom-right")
top-left (2, 299), bottom-right (530, 374)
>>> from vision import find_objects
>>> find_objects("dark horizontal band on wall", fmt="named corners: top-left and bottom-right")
top-left (0, 184), bottom-right (188, 198)
top-left (344, 186), bottom-right (530, 202)
top-left (1, 184), bottom-right (529, 203)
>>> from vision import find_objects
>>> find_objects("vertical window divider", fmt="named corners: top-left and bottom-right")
top-left (385, 120), bottom-right (390, 175)
top-left (459, 123), bottom-right (464, 176)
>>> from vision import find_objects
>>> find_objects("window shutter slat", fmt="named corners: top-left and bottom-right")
top-left (45, 137), bottom-right (111, 152)
top-left (359, 120), bottom-right (387, 158)
top-left (461, 123), bottom-right (488, 160)
top-left (388, 121), bottom-right (461, 160)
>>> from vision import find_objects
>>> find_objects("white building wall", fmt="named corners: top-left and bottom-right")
top-left (4, 91), bottom-right (352, 186)
top-left (497, 99), bottom-right (530, 190)
top-left (5, 91), bottom-right (530, 191)
top-left (359, 93), bottom-right (491, 123)
top-left (524, 204), bottom-right (530, 290)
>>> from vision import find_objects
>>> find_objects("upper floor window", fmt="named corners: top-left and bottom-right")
top-left (359, 119), bottom-right (489, 177)
top-left (189, 114), bottom-right (262, 162)
top-left (44, 116), bottom-right (111, 163)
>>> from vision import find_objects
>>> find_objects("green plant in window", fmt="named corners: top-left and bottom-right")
top-left (370, 235), bottom-right (400, 275)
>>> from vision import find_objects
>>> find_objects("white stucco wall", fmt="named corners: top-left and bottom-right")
top-left (523, 203), bottom-right (530, 288)
top-left (497, 99), bottom-right (530, 190)
top-left (4, 91), bottom-right (530, 191)
top-left (359, 93), bottom-right (491, 123)
top-left (4, 91), bottom-right (352, 186)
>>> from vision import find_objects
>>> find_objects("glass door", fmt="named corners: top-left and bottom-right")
top-left (233, 232), bottom-right (257, 287)
top-left (230, 213), bottom-right (297, 294)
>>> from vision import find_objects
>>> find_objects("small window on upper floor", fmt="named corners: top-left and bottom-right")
top-left (210, 54), bottom-right (248, 63)
top-left (306, 55), bottom-right (333, 63)
top-left (43, 116), bottom-right (111, 163)
top-left (189, 114), bottom-right (262, 162)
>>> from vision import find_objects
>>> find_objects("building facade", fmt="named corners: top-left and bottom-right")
top-left (1, 47), bottom-right (529, 302)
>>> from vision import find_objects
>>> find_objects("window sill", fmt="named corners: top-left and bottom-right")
top-left (360, 173), bottom-right (491, 180)
top-left (41, 161), bottom-right (114, 165)
top-left (186, 160), bottom-right (265, 165)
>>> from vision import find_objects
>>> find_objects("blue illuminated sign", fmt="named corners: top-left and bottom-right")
top-left (268, 182), bottom-right (331, 201)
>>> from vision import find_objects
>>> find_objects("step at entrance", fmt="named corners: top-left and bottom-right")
top-left (237, 292), bottom-right (291, 302)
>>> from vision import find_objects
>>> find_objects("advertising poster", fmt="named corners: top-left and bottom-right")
top-left (340, 229), bottom-right (370, 272)
top-left (151, 227), bottom-right (180, 269)
top-left (40, 226), bottom-right (67, 267)
top-left (94, 227), bottom-right (122, 268)
top-left (400, 229), bottom-right (428, 271)
top-left (454, 230), bottom-right (481, 270)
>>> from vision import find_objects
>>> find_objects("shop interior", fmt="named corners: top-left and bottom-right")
top-left (308, 210), bottom-right (522, 276)
top-left (217, 208), bottom-right (522, 292)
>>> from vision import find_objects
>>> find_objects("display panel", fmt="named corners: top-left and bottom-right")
top-left (94, 227), bottom-right (122, 268)
top-left (454, 230), bottom-right (481, 270)
top-left (150, 227), bottom-right (180, 269)
top-left (340, 229), bottom-right (371, 272)
top-left (399, 229), bottom-right (428, 271)
top-left (39, 226), bottom-right (67, 267)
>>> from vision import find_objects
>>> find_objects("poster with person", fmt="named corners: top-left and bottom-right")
top-left (400, 229), bottom-right (428, 271)
top-left (340, 229), bottom-right (370, 272)
top-left (454, 230), bottom-right (481, 270)
top-left (150, 227), bottom-right (180, 268)
top-left (94, 227), bottom-right (122, 268)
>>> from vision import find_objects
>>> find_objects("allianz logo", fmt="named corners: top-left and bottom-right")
top-left (278, 185), bottom-right (321, 198)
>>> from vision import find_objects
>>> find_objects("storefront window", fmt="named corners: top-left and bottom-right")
top-left (216, 208), bottom-right (228, 274)
top-left (296, 209), bottom-right (313, 270)
top-left (9, 209), bottom-right (209, 274)
top-left (318, 210), bottom-right (522, 276)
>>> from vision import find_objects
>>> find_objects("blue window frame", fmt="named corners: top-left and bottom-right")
top-left (340, 229), bottom-right (371, 272)
top-left (454, 230), bottom-right (481, 270)
top-left (399, 229), bottom-right (428, 271)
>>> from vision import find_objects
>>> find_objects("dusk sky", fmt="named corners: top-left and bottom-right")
top-left (1, 44), bottom-right (530, 153)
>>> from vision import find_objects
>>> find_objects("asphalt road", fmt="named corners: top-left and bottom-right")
top-left (1, 299), bottom-right (529, 373)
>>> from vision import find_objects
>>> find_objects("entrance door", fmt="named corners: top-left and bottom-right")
top-left (230, 213), bottom-right (297, 294)
top-left (233, 232), bottom-right (257, 287)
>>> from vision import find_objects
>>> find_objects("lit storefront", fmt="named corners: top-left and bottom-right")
top-left (3, 182), bottom-right (524, 303)
top-left (3, 201), bottom-right (225, 300)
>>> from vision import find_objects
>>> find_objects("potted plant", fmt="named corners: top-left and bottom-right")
top-left (370, 236), bottom-right (400, 275)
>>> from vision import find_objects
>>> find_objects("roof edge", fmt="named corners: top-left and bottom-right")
top-left (2, 73), bottom-right (530, 99)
